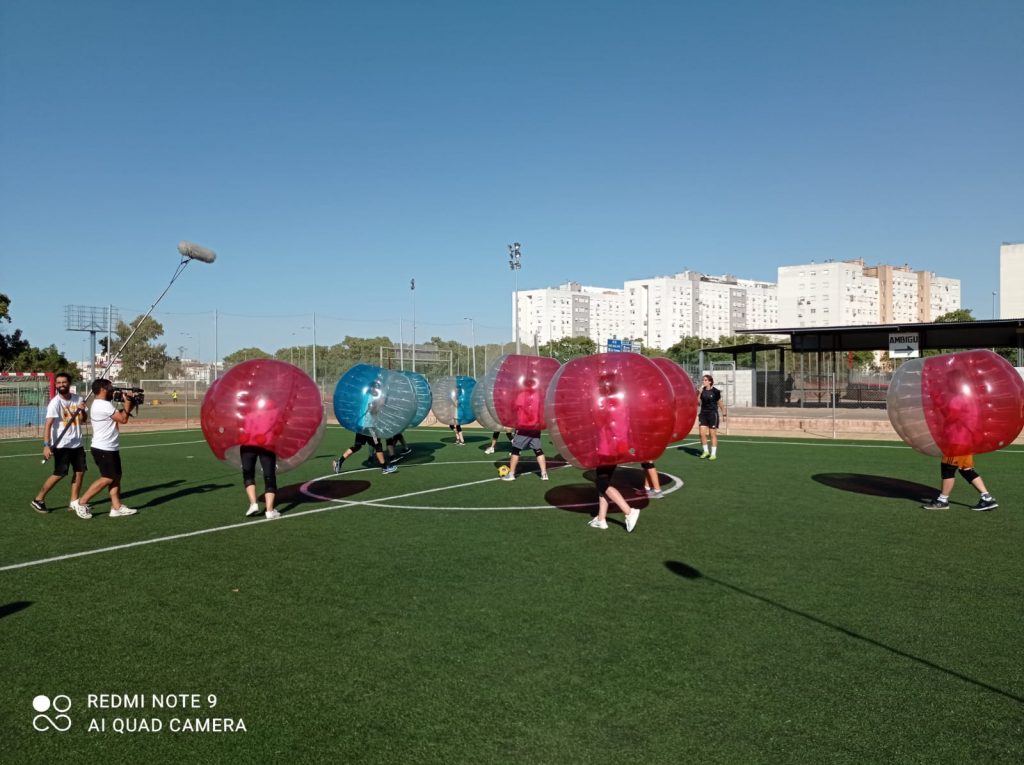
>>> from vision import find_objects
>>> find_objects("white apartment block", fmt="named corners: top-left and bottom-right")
top-left (515, 283), bottom-right (627, 347)
top-left (778, 259), bottom-right (959, 327)
top-left (624, 272), bottom-right (777, 348)
top-left (1000, 243), bottom-right (1024, 319)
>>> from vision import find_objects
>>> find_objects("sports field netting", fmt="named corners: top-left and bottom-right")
top-left (2, 428), bottom-right (1023, 763)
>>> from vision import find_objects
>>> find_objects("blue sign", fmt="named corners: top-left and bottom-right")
top-left (607, 339), bottom-right (623, 352)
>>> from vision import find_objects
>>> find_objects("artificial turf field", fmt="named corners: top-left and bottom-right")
top-left (2, 426), bottom-right (1022, 764)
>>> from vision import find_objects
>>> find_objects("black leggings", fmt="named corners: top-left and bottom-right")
top-left (241, 446), bottom-right (277, 492)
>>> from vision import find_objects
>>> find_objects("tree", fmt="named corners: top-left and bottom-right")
top-left (934, 308), bottom-right (975, 323)
top-left (0, 295), bottom-right (79, 376)
top-left (223, 347), bottom-right (273, 366)
top-left (115, 315), bottom-right (169, 383)
top-left (538, 336), bottom-right (596, 362)
top-left (0, 293), bottom-right (10, 323)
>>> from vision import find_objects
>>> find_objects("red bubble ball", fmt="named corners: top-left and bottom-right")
top-left (887, 349), bottom-right (1024, 457)
top-left (545, 353), bottom-right (675, 469)
top-left (491, 354), bottom-right (561, 431)
top-left (201, 359), bottom-right (325, 472)
top-left (649, 357), bottom-right (698, 443)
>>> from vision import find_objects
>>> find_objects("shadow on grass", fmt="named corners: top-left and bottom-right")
top-left (664, 560), bottom-right (1024, 706)
top-left (812, 473), bottom-right (935, 501)
top-left (0, 601), bottom-right (32, 619)
top-left (676, 445), bottom-right (705, 458)
top-left (141, 482), bottom-right (236, 508)
top-left (274, 479), bottom-right (371, 512)
top-left (546, 479), bottom-right (649, 519)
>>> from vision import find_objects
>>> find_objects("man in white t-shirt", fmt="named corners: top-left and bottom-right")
top-left (32, 372), bottom-right (89, 516)
top-left (72, 379), bottom-right (139, 519)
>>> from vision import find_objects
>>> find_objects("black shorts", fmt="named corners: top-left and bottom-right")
top-left (698, 411), bottom-right (720, 429)
top-left (91, 448), bottom-right (122, 480)
top-left (350, 433), bottom-right (383, 453)
top-left (595, 465), bottom-right (616, 493)
top-left (53, 446), bottom-right (87, 477)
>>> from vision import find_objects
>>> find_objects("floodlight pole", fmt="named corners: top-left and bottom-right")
top-left (992, 291), bottom-right (997, 320)
top-left (465, 317), bottom-right (476, 378)
top-left (411, 278), bottom-right (417, 372)
top-left (508, 242), bottom-right (521, 354)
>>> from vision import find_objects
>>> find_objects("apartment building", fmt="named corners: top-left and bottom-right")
top-left (1000, 243), bottom-right (1024, 319)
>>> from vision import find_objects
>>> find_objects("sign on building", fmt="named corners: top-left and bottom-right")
top-left (888, 333), bottom-right (920, 359)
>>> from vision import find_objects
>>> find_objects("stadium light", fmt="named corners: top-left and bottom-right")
top-left (508, 243), bottom-right (521, 354)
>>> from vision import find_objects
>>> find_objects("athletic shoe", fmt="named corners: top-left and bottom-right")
top-left (972, 497), bottom-right (998, 512)
top-left (625, 508), bottom-right (641, 533)
top-left (500, 474), bottom-right (516, 481)
top-left (540, 472), bottom-right (549, 481)
top-left (921, 499), bottom-right (950, 510)
top-left (70, 500), bottom-right (93, 519)
top-left (109, 506), bottom-right (137, 518)
top-left (30, 499), bottom-right (48, 513)
top-left (587, 518), bottom-right (608, 530)
top-left (382, 464), bottom-right (398, 475)
top-left (265, 509), bottom-right (281, 520)
top-left (331, 459), bottom-right (342, 474)
top-left (647, 490), bottom-right (664, 499)
top-left (484, 446), bottom-right (495, 455)
top-left (699, 452), bottom-right (710, 459)
top-left (709, 455), bottom-right (717, 461)
top-left (245, 503), bottom-right (262, 517)
top-left (401, 447), bottom-right (412, 456)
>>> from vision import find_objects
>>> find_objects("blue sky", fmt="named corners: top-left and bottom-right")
top-left (2, 0), bottom-right (1021, 364)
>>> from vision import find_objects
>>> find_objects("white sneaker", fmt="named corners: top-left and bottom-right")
top-left (70, 500), bottom-right (93, 520)
top-left (109, 506), bottom-right (137, 518)
top-left (625, 508), bottom-right (640, 533)
top-left (484, 446), bottom-right (495, 454)
top-left (245, 503), bottom-right (262, 517)
top-left (540, 472), bottom-right (549, 481)
top-left (265, 509), bottom-right (281, 520)
top-left (587, 518), bottom-right (608, 530)
top-left (500, 473), bottom-right (516, 481)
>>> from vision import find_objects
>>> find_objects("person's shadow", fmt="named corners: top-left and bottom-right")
top-left (273, 478), bottom-right (372, 512)
top-left (139, 481), bottom-right (236, 508)
top-left (812, 473), bottom-right (937, 502)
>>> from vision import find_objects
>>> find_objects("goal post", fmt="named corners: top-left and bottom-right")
top-left (0, 372), bottom-right (56, 439)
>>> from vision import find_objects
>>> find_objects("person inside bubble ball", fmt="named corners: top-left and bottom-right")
top-left (242, 397), bottom-right (282, 519)
top-left (448, 382), bottom-right (466, 445)
top-left (588, 464), bottom-right (641, 533)
top-left (595, 371), bottom-right (629, 463)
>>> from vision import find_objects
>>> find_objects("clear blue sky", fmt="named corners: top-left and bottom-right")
top-left (2, 0), bottom-right (1021, 364)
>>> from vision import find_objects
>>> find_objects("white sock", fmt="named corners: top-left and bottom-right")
top-left (937, 494), bottom-right (949, 502)
top-left (711, 447), bottom-right (717, 456)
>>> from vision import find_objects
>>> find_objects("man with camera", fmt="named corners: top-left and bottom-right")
top-left (71, 379), bottom-right (139, 519)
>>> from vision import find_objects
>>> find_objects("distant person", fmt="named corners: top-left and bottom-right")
top-left (171, 389), bottom-right (179, 403)
top-left (698, 374), bottom-right (727, 460)
top-left (73, 379), bottom-right (139, 519)
top-left (784, 373), bottom-right (795, 405)
top-left (587, 465), bottom-right (641, 533)
top-left (32, 372), bottom-right (89, 515)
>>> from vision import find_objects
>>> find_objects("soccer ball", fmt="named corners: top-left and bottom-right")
top-left (497, 465), bottom-right (510, 477)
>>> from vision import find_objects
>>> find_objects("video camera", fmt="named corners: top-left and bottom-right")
top-left (112, 387), bottom-right (146, 406)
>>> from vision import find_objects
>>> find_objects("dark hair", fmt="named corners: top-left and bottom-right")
top-left (92, 378), bottom-right (112, 395)
top-left (55, 371), bottom-right (72, 383)
top-left (703, 374), bottom-right (714, 384)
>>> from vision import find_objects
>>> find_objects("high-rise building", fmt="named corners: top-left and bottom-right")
top-left (515, 283), bottom-right (627, 348)
top-left (1000, 243), bottom-right (1024, 319)
top-left (778, 259), bottom-right (959, 327)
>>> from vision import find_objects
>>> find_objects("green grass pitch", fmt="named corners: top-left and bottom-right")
top-left (2, 427), bottom-right (1023, 763)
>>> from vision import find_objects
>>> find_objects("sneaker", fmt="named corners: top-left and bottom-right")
top-left (587, 518), bottom-right (608, 530)
top-left (625, 508), bottom-right (641, 533)
top-left (972, 497), bottom-right (998, 512)
top-left (709, 455), bottom-right (717, 461)
top-left (70, 500), bottom-right (93, 519)
top-left (699, 452), bottom-right (710, 459)
top-left (922, 499), bottom-right (950, 510)
top-left (30, 499), bottom-right (48, 514)
top-left (265, 509), bottom-right (281, 520)
top-left (500, 473), bottom-right (516, 481)
top-left (401, 447), bottom-right (412, 456)
top-left (245, 503), bottom-right (262, 517)
top-left (540, 472), bottom-right (549, 481)
top-left (484, 446), bottom-right (495, 455)
top-left (647, 489), bottom-right (664, 499)
top-left (382, 464), bottom-right (398, 475)
top-left (109, 506), bottom-right (137, 518)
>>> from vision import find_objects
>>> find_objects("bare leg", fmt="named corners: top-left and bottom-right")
top-left (246, 484), bottom-right (258, 504)
top-left (537, 453), bottom-right (547, 476)
top-left (264, 491), bottom-right (276, 513)
top-left (507, 454), bottom-right (520, 476)
top-left (79, 476), bottom-right (113, 506)
top-left (35, 474), bottom-right (63, 501)
top-left (70, 471), bottom-right (84, 502)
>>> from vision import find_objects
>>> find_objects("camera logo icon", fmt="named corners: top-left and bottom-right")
top-left (32, 694), bottom-right (72, 732)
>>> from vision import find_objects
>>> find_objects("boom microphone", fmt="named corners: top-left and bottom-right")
top-left (177, 241), bottom-right (217, 264)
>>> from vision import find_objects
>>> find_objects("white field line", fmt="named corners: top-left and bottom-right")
top-left (0, 439), bottom-right (208, 459)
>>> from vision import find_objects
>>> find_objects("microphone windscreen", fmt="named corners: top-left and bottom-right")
top-left (177, 241), bottom-right (217, 264)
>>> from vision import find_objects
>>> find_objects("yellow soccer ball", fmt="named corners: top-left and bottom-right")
top-left (497, 465), bottom-right (510, 477)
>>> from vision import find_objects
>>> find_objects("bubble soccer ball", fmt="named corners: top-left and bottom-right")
top-left (471, 375), bottom-right (504, 432)
top-left (201, 359), bottom-right (325, 473)
top-left (545, 353), bottom-right (675, 469)
top-left (401, 371), bottom-right (433, 428)
top-left (333, 364), bottom-right (419, 439)
top-left (489, 354), bottom-right (561, 431)
top-left (649, 357), bottom-right (698, 443)
top-left (430, 375), bottom-right (476, 426)
top-left (887, 349), bottom-right (1024, 457)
